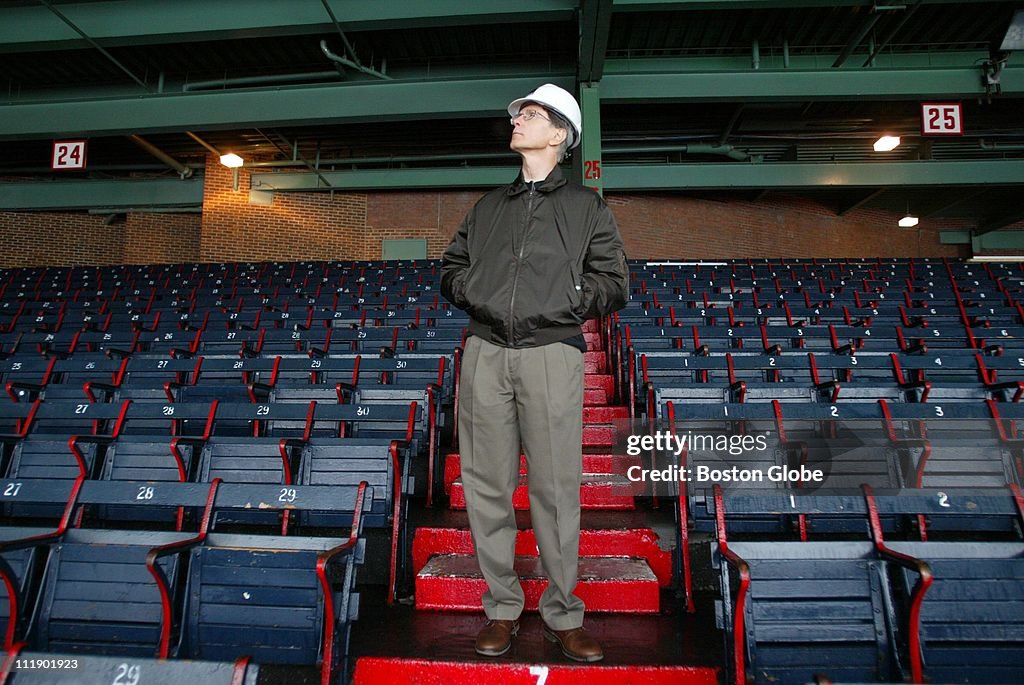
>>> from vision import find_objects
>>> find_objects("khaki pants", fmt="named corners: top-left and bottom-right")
top-left (458, 335), bottom-right (585, 630)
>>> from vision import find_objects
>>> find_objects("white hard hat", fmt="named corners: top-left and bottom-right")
top-left (507, 83), bottom-right (582, 149)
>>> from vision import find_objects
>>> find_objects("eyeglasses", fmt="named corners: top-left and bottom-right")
top-left (510, 109), bottom-right (551, 125)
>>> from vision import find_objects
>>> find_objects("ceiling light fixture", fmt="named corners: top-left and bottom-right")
top-left (218, 153), bottom-right (245, 191)
top-left (898, 199), bottom-right (919, 228)
top-left (873, 135), bottom-right (901, 152)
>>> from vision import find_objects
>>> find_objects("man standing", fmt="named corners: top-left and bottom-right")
top-left (440, 84), bottom-right (628, 663)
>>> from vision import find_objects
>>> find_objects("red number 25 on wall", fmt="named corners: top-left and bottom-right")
top-left (921, 103), bottom-right (963, 136)
top-left (583, 160), bottom-right (602, 180)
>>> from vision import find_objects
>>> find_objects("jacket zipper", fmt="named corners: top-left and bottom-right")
top-left (508, 185), bottom-right (534, 345)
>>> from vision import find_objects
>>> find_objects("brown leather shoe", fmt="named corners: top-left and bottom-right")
top-left (475, 619), bottom-right (520, 656)
top-left (543, 625), bottom-right (604, 662)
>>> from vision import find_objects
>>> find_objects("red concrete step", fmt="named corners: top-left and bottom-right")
top-left (582, 406), bottom-right (629, 423)
top-left (415, 554), bottom-right (659, 613)
top-left (412, 528), bottom-right (673, 587)
top-left (444, 424), bottom-right (616, 450)
top-left (355, 659), bottom-right (719, 685)
top-left (584, 388), bottom-right (608, 406)
top-left (443, 451), bottom-right (629, 494)
top-left (449, 474), bottom-right (636, 510)
top-left (582, 319), bottom-right (599, 333)
top-left (583, 424), bottom-right (616, 447)
top-left (584, 330), bottom-right (603, 351)
top-left (584, 351), bottom-right (606, 374)
top-left (585, 373), bottom-right (615, 393)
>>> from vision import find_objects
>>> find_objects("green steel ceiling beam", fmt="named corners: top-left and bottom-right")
top-left (249, 159), bottom-right (1024, 192)
top-left (602, 160), bottom-right (1024, 189)
top-left (0, 0), bottom-right (577, 52)
top-left (613, 0), bottom-right (989, 10)
top-left (579, 0), bottom-right (614, 83)
top-left (0, 77), bottom-right (574, 140)
top-left (605, 51), bottom-right (993, 73)
top-left (4, 61), bottom-right (1012, 139)
top-left (0, 177), bottom-right (203, 211)
top-left (601, 63), bottom-right (1024, 100)
top-left (249, 166), bottom-right (520, 192)
top-left (606, 51), bottom-right (994, 72)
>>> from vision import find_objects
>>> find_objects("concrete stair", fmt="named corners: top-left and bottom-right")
top-left (412, 527), bottom-right (674, 588)
top-left (448, 473), bottom-right (637, 511)
top-left (583, 350), bottom-right (607, 374)
top-left (442, 449), bottom-right (632, 495)
top-left (584, 373), bottom-right (616, 406)
top-left (349, 319), bottom-right (724, 684)
top-left (415, 554), bottom-right (659, 613)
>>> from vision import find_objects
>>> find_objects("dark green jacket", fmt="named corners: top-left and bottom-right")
top-left (440, 166), bottom-right (628, 348)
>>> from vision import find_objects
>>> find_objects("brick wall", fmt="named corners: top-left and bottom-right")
top-left (0, 210), bottom-right (201, 267)
top-left (200, 157), bottom-right (480, 262)
top-left (366, 190), bottom-right (480, 258)
top-left (604, 192), bottom-right (971, 260)
top-left (366, 189), bottom-right (972, 260)
top-left (124, 213), bottom-right (202, 264)
top-left (200, 155), bottom-right (368, 261)
top-left (1, 211), bottom-right (122, 267)
top-left (1, 171), bottom-right (994, 268)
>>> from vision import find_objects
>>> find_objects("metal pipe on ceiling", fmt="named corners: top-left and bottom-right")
top-left (128, 134), bottom-right (193, 179)
top-left (183, 71), bottom-right (344, 92)
top-left (608, 144), bottom-right (753, 162)
top-left (979, 139), bottom-right (1024, 151)
top-left (185, 131), bottom-right (222, 156)
top-left (320, 0), bottom-right (363, 67)
top-left (320, 40), bottom-right (391, 80)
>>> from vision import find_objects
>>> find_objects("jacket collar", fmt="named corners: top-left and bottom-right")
top-left (507, 164), bottom-right (568, 196)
